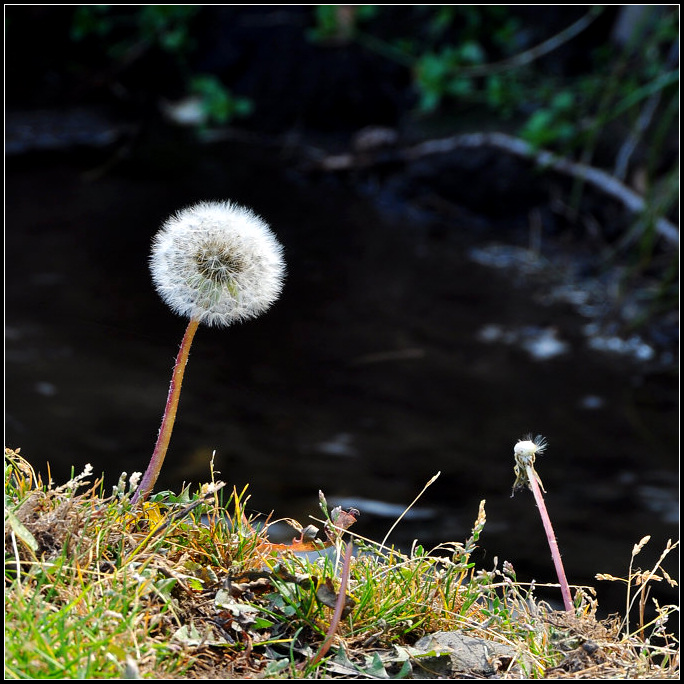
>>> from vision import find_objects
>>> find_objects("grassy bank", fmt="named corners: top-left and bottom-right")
top-left (4, 448), bottom-right (678, 679)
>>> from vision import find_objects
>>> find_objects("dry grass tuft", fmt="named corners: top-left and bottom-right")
top-left (4, 448), bottom-right (679, 679)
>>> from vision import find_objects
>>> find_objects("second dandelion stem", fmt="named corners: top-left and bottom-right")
top-left (525, 463), bottom-right (574, 612)
top-left (132, 318), bottom-right (200, 504)
top-left (513, 436), bottom-right (574, 613)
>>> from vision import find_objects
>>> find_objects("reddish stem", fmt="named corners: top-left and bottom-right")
top-left (526, 464), bottom-right (574, 612)
top-left (132, 318), bottom-right (200, 504)
top-left (308, 542), bottom-right (354, 669)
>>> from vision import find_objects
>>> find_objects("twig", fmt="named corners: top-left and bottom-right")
top-left (357, 7), bottom-right (602, 76)
top-left (450, 7), bottom-right (603, 78)
top-left (613, 89), bottom-right (661, 181)
top-left (613, 40), bottom-right (679, 181)
top-left (381, 471), bottom-right (440, 548)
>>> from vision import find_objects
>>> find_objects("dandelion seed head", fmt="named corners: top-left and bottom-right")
top-left (512, 434), bottom-right (548, 496)
top-left (150, 201), bottom-right (285, 327)
top-left (514, 434), bottom-right (548, 458)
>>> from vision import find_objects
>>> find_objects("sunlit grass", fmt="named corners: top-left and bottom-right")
top-left (4, 447), bottom-right (679, 679)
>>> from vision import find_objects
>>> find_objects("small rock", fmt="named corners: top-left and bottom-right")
top-left (411, 630), bottom-right (524, 678)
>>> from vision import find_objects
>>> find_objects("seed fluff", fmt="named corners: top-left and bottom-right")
top-left (150, 201), bottom-right (285, 327)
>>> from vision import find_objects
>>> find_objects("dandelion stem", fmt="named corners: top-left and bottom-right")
top-left (308, 541), bottom-right (354, 669)
top-left (525, 463), bottom-right (574, 612)
top-left (132, 318), bottom-right (200, 504)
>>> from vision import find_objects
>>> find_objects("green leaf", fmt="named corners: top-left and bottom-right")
top-left (5, 509), bottom-right (38, 552)
top-left (364, 651), bottom-right (390, 678)
top-left (190, 75), bottom-right (253, 125)
top-left (459, 40), bottom-right (485, 65)
top-left (252, 616), bottom-right (275, 630)
top-left (446, 76), bottom-right (473, 97)
top-left (551, 91), bottom-right (574, 111)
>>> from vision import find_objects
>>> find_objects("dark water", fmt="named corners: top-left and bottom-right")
top-left (5, 139), bottom-right (678, 621)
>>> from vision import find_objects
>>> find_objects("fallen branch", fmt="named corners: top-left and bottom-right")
top-left (319, 131), bottom-right (678, 246)
top-left (406, 133), bottom-right (678, 245)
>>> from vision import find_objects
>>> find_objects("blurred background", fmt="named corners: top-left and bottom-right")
top-left (5, 6), bottom-right (678, 620)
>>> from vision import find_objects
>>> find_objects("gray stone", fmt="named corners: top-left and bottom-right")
top-left (411, 630), bottom-right (523, 678)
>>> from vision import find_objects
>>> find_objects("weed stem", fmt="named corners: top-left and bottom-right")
top-left (308, 541), bottom-right (354, 668)
top-left (525, 464), bottom-right (574, 612)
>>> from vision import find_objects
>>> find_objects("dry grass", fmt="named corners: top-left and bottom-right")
top-left (4, 447), bottom-right (679, 679)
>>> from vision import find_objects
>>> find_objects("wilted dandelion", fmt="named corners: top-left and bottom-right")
top-left (512, 434), bottom-right (547, 495)
top-left (511, 434), bottom-right (574, 612)
top-left (132, 201), bottom-right (285, 503)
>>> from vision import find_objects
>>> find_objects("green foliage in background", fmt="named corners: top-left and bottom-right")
top-left (381, 6), bottom-right (677, 157)
top-left (411, 5), bottom-right (522, 114)
top-left (312, 5), bottom-right (678, 275)
top-left (308, 4), bottom-right (378, 43)
top-left (68, 5), bottom-right (678, 160)
top-left (189, 75), bottom-right (253, 126)
top-left (65, 5), bottom-right (677, 266)
top-left (70, 5), bottom-right (252, 127)
top-left (71, 5), bottom-right (200, 55)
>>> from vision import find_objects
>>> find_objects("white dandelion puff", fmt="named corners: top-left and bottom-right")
top-left (513, 434), bottom-right (548, 461)
top-left (132, 200), bottom-right (286, 504)
top-left (150, 201), bottom-right (285, 327)
top-left (512, 434), bottom-right (548, 493)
